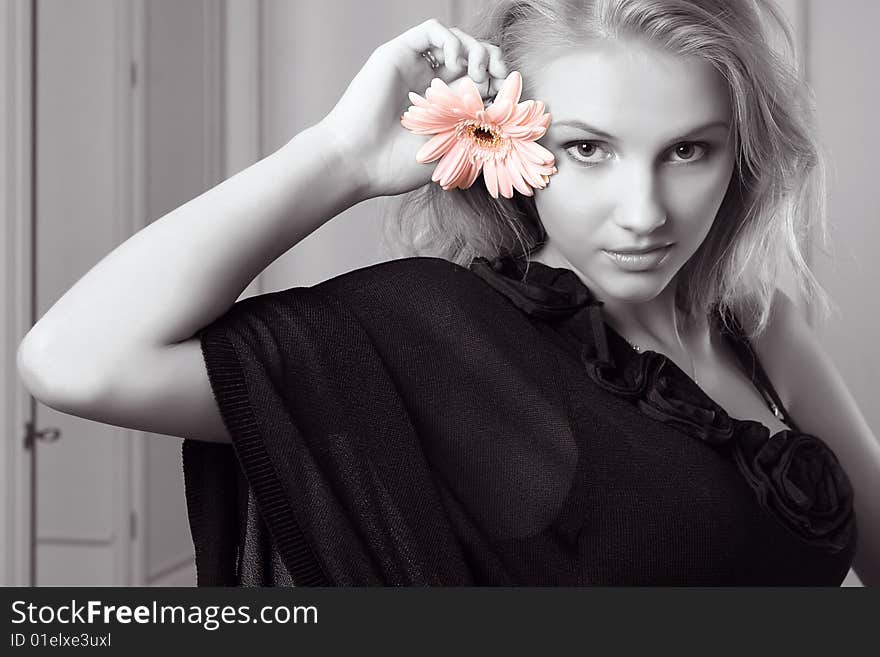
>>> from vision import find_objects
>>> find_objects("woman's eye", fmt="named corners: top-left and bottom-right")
top-left (562, 141), bottom-right (612, 165)
top-left (667, 142), bottom-right (709, 164)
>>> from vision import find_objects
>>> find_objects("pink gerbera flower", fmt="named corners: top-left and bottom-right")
top-left (400, 71), bottom-right (557, 199)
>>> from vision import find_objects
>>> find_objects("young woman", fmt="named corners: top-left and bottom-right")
top-left (18, 0), bottom-right (878, 586)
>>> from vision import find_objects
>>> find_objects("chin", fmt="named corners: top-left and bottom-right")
top-left (593, 273), bottom-right (674, 303)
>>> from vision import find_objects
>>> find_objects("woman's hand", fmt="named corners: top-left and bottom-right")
top-left (315, 19), bottom-right (509, 199)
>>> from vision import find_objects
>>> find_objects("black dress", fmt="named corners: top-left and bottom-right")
top-left (182, 253), bottom-right (857, 585)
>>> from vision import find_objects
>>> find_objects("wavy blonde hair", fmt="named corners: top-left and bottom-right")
top-left (380, 0), bottom-right (832, 338)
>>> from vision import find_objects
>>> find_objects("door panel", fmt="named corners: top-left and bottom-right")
top-left (141, 0), bottom-right (226, 586)
top-left (34, 0), bottom-right (131, 586)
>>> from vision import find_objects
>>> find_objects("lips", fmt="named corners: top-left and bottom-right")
top-left (606, 243), bottom-right (673, 255)
top-left (602, 244), bottom-right (674, 271)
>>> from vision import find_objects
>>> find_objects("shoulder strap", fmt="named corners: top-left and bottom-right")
top-left (713, 307), bottom-right (801, 433)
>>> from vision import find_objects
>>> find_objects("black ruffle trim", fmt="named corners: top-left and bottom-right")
top-left (469, 254), bottom-right (857, 554)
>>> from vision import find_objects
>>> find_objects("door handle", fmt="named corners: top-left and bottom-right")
top-left (23, 420), bottom-right (62, 449)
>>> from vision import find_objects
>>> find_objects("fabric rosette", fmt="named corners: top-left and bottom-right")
top-left (637, 358), bottom-right (738, 446)
top-left (400, 71), bottom-right (557, 198)
top-left (469, 255), bottom-right (592, 320)
top-left (731, 426), bottom-right (857, 552)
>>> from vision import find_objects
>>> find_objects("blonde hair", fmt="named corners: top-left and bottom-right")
top-left (380, 0), bottom-right (832, 339)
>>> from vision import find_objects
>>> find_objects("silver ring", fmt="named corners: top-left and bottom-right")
top-left (421, 50), bottom-right (440, 71)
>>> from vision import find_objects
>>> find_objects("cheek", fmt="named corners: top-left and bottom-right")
top-left (535, 176), bottom-right (608, 241)
top-left (666, 166), bottom-right (734, 232)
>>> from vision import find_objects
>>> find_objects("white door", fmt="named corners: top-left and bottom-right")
top-left (32, 0), bottom-right (136, 585)
top-left (31, 0), bottom-right (225, 586)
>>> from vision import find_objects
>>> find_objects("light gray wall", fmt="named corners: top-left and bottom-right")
top-left (808, 0), bottom-right (880, 443)
top-left (258, 0), bottom-right (458, 291)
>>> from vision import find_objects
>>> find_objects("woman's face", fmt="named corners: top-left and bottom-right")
top-left (531, 39), bottom-right (736, 303)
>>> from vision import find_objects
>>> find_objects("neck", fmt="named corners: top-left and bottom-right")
top-left (603, 280), bottom-right (688, 349)
top-left (528, 246), bottom-right (712, 359)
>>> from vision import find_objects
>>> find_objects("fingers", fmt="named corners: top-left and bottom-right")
top-left (401, 19), bottom-right (464, 77)
top-left (399, 19), bottom-right (508, 97)
top-left (481, 42), bottom-right (509, 97)
top-left (449, 27), bottom-right (489, 84)
top-left (449, 28), bottom-right (509, 100)
top-left (483, 42), bottom-right (508, 80)
top-left (487, 76), bottom-right (507, 97)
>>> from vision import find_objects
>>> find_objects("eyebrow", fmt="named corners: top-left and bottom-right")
top-left (549, 119), bottom-right (730, 142)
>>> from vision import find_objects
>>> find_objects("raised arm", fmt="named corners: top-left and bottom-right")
top-left (16, 19), bottom-right (507, 443)
top-left (16, 124), bottom-right (367, 442)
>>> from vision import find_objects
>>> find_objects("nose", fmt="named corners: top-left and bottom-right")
top-left (612, 163), bottom-right (667, 234)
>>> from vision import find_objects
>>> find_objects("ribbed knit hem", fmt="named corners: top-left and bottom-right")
top-left (199, 327), bottom-right (330, 586)
top-left (181, 437), bottom-right (239, 585)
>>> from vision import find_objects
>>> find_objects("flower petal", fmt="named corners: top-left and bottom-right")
top-left (495, 156), bottom-right (515, 198)
top-left (457, 160), bottom-right (483, 190)
top-left (404, 103), bottom-right (462, 121)
top-left (416, 129), bottom-right (459, 163)
top-left (445, 151), bottom-right (476, 190)
top-left (498, 100), bottom-right (551, 139)
top-left (408, 91), bottom-right (430, 108)
top-left (456, 76), bottom-right (485, 115)
top-left (511, 146), bottom-right (557, 189)
top-left (507, 149), bottom-right (539, 188)
top-left (432, 141), bottom-right (470, 187)
top-left (425, 78), bottom-right (467, 110)
top-left (502, 124), bottom-right (537, 139)
top-left (495, 71), bottom-right (523, 107)
top-left (515, 139), bottom-right (556, 165)
top-left (482, 157), bottom-right (500, 198)
top-left (507, 99), bottom-right (535, 126)
top-left (502, 152), bottom-right (535, 196)
top-left (447, 144), bottom-right (475, 188)
top-left (401, 113), bottom-right (457, 135)
top-left (486, 98), bottom-right (515, 125)
top-left (511, 174), bottom-right (534, 196)
top-left (518, 100), bottom-right (546, 126)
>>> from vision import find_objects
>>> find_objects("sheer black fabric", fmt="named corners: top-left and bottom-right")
top-left (182, 254), bottom-right (857, 585)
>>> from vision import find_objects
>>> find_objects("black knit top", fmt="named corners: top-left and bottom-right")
top-left (181, 253), bottom-right (857, 586)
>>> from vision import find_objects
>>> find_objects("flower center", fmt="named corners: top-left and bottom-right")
top-left (458, 121), bottom-right (511, 162)
top-left (464, 123), bottom-right (502, 149)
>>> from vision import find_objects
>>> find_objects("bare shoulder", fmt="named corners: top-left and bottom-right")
top-left (754, 289), bottom-right (880, 585)
top-left (750, 288), bottom-right (865, 448)
top-left (750, 286), bottom-right (878, 476)
top-left (747, 289), bottom-right (803, 410)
